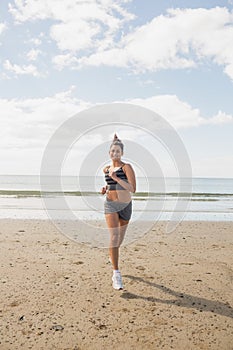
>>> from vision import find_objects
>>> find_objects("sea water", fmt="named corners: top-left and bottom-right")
top-left (0, 175), bottom-right (233, 221)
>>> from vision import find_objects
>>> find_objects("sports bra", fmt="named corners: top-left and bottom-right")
top-left (104, 165), bottom-right (128, 190)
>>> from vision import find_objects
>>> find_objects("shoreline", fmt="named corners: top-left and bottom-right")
top-left (0, 220), bottom-right (232, 349)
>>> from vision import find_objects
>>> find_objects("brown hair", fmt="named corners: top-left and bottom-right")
top-left (110, 133), bottom-right (124, 152)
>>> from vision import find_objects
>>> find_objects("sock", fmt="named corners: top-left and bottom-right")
top-left (113, 269), bottom-right (120, 274)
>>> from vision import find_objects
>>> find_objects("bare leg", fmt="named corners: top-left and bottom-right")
top-left (105, 212), bottom-right (120, 270)
top-left (109, 247), bottom-right (119, 270)
top-left (118, 218), bottom-right (129, 247)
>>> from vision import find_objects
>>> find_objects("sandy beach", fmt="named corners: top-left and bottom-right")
top-left (0, 219), bottom-right (232, 350)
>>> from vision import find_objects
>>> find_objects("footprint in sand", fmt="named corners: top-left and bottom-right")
top-left (73, 261), bottom-right (84, 265)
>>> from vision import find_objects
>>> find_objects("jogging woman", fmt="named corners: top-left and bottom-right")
top-left (101, 134), bottom-right (136, 290)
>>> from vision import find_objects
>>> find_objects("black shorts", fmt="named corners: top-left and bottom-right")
top-left (104, 199), bottom-right (132, 221)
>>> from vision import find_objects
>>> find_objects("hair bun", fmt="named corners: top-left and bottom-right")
top-left (110, 133), bottom-right (124, 152)
top-left (113, 133), bottom-right (120, 142)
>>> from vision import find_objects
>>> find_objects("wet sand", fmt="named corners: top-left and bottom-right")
top-left (0, 220), bottom-right (232, 350)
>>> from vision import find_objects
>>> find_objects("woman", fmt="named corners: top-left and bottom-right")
top-left (101, 134), bottom-right (136, 290)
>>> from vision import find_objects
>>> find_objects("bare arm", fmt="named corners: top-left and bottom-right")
top-left (100, 166), bottom-right (110, 194)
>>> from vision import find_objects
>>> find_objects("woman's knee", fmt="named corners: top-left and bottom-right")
top-left (110, 231), bottom-right (120, 247)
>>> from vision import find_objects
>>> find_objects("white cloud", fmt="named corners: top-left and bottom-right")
top-left (52, 53), bottom-right (78, 70)
top-left (191, 155), bottom-right (233, 178)
top-left (9, 0), bottom-right (135, 53)
top-left (27, 37), bottom-right (42, 46)
top-left (0, 22), bottom-right (6, 35)
top-left (0, 87), bottom-right (90, 150)
top-left (0, 89), bottom-right (91, 174)
top-left (3, 59), bottom-right (41, 77)
top-left (126, 95), bottom-right (233, 129)
top-left (50, 19), bottom-right (100, 52)
top-left (0, 90), bottom-right (232, 175)
top-left (0, 22), bottom-right (7, 46)
top-left (74, 7), bottom-right (233, 79)
top-left (9, 3), bottom-right (233, 79)
top-left (1, 90), bottom-right (232, 154)
top-left (26, 48), bottom-right (41, 61)
top-left (208, 111), bottom-right (233, 124)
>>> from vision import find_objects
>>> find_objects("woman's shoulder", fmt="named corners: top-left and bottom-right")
top-left (121, 163), bottom-right (134, 174)
top-left (122, 163), bottom-right (133, 170)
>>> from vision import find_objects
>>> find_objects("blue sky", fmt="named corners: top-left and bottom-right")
top-left (0, 0), bottom-right (233, 177)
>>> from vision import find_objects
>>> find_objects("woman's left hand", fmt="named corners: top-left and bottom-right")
top-left (109, 168), bottom-right (118, 181)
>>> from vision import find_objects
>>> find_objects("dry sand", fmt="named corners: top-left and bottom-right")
top-left (0, 219), bottom-right (232, 350)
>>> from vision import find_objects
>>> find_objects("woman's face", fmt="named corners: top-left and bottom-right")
top-left (109, 145), bottom-right (123, 160)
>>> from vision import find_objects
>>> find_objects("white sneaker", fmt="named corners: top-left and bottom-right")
top-left (112, 271), bottom-right (123, 290)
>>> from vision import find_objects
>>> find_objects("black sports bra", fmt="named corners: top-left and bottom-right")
top-left (104, 165), bottom-right (128, 190)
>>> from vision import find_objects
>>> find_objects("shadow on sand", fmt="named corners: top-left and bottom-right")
top-left (121, 274), bottom-right (233, 319)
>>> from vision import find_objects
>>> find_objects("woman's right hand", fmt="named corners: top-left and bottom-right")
top-left (100, 186), bottom-right (107, 195)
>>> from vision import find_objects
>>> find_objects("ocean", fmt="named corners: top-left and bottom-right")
top-left (0, 175), bottom-right (233, 221)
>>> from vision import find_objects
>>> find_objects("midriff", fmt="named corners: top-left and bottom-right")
top-left (106, 189), bottom-right (131, 202)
